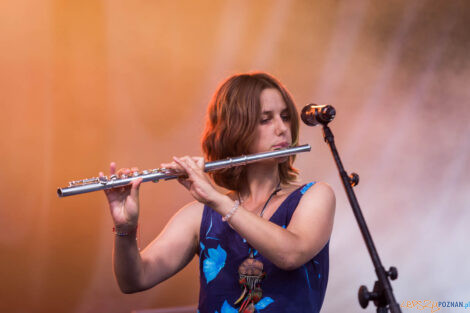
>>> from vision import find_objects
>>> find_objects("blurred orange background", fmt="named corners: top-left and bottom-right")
top-left (1, 1), bottom-right (469, 312)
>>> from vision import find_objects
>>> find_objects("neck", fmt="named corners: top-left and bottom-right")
top-left (239, 161), bottom-right (281, 204)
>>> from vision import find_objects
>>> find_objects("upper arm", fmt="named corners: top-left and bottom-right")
top-left (286, 182), bottom-right (336, 263)
top-left (139, 201), bottom-right (203, 289)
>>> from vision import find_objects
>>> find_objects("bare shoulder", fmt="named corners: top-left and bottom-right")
top-left (147, 200), bottom-right (204, 253)
top-left (178, 200), bottom-right (205, 216)
top-left (176, 201), bottom-right (204, 251)
top-left (139, 200), bottom-right (205, 287)
top-left (298, 181), bottom-right (336, 213)
top-left (307, 181), bottom-right (335, 197)
top-left (281, 181), bottom-right (334, 198)
top-left (172, 200), bottom-right (205, 230)
top-left (288, 181), bottom-right (336, 236)
top-left (286, 181), bottom-right (335, 261)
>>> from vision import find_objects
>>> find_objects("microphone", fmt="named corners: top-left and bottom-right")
top-left (301, 104), bottom-right (336, 126)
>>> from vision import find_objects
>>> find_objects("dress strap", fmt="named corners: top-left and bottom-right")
top-left (300, 181), bottom-right (316, 195)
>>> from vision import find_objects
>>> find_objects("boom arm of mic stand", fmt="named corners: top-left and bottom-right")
top-left (321, 125), bottom-right (402, 313)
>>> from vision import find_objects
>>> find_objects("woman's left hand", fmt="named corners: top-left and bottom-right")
top-left (161, 156), bottom-right (223, 207)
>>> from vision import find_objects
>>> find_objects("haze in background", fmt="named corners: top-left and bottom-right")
top-left (1, 1), bottom-right (469, 312)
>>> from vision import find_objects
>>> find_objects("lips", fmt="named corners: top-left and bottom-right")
top-left (272, 142), bottom-right (289, 149)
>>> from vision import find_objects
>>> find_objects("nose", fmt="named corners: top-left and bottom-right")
top-left (274, 115), bottom-right (288, 135)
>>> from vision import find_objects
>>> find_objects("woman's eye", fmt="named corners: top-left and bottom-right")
top-left (260, 117), bottom-right (270, 124)
top-left (281, 114), bottom-right (290, 121)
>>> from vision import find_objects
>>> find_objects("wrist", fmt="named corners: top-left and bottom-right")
top-left (211, 194), bottom-right (232, 213)
top-left (222, 199), bottom-right (240, 222)
top-left (113, 223), bottom-right (138, 236)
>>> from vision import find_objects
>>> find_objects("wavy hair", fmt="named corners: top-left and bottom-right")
top-left (201, 72), bottom-right (299, 191)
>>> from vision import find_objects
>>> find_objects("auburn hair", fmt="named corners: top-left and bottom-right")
top-left (201, 72), bottom-right (300, 191)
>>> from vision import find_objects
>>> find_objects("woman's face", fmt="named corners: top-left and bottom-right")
top-left (249, 88), bottom-right (292, 154)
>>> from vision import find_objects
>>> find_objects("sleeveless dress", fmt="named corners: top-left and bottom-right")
top-left (197, 182), bottom-right (329, 313)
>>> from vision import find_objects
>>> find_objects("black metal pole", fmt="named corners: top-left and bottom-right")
top-left (322, 125), bottom-right (401, 313)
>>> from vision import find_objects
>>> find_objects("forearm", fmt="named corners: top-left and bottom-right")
top-left (169, 156), bottom-right (300, 265)
top-left (113, 232), bottom-right (146, 293)
top-left (215, 196), bottom-right (307, 270)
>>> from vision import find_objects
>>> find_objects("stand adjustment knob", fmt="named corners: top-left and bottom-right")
top-left (359, 285), bottom-right (379, 308)
top-left (358, 285), bottom-right (372, 308)
top-left (358, 281), bottom-right (387, 309)
top-left (387, 266), bottom-right (398, 280)
top-left (349, 172), bottom-right (359, 186)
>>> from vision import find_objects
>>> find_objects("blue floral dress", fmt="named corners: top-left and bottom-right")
top-left (197, 182), bottom-right (329, 313)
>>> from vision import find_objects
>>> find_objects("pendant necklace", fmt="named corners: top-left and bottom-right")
top-left (234, 181), bottom-right (281, 313)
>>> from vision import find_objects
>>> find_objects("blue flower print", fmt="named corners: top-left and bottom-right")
top-left (203, 244), bottom-right (227, 283)
top-left (206, 216), bottom-right (213, 237)
top-left (200, 242), bottom-right (205, 253)
top-left (303, 265), bottom-right (311, 289)
top-left (199, 242), bottom-right (205, 267)
top-left (205, 216), bottom-right (220, 241)
top-left (255, 297), bottom-right (274, 310)
top-left (221, 301), bottom-right (238, 313)
top-left (247, 247), bottom-right (258, 256)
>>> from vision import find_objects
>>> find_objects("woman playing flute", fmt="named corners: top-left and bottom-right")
top-left (102, 72), bottom-right (335, 313)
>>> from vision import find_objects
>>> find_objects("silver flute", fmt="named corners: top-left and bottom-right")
top-left (57, 144), bottom-right (311, 197)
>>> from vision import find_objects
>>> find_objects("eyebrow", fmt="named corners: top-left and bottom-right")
top-left (261, 109), bottom-right (289, 115)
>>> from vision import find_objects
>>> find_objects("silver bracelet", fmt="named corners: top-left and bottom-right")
top-left (222, 200), bottom-right (240, 222)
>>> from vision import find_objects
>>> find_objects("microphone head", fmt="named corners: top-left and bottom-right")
top-left (301, 104), bottom-right (336, 126)
top-left (301, 103), bottom-right (320, 126)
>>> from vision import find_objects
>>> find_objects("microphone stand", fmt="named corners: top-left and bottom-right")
top-left (302, 105), bottom-right (401, 313)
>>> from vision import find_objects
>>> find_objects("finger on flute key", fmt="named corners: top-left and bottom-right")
top-left (110, 162), bottom-right (116, 175)
top-left (130, 167), bottom-right (139, 176)
top-left (161, 161), bottom-right (184, 173)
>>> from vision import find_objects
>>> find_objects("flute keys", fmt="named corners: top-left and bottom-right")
top-left (58, 145), bottom-right (311, 197)
top-left (68, 177), bottom-right (100, 187)
top-left (159, 168), bottom-right (173, 175)
top-left (150, 168), bottom-right (165, 183)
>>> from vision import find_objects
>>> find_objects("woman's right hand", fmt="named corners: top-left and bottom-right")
top-left (100, 162), bottom-right (143, 232)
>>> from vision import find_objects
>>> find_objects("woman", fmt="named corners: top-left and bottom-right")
top-left (103, 72), bottom-right (335, 313)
